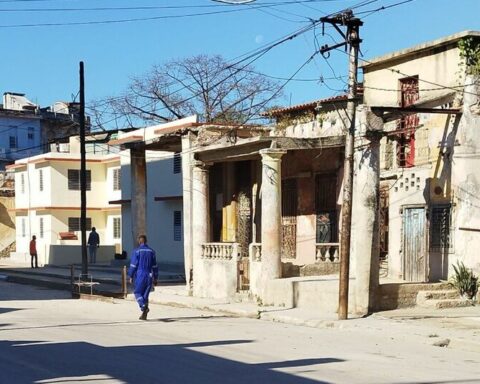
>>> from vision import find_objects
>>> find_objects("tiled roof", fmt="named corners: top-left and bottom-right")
top-left (262, 94), bottom-right (348, 116)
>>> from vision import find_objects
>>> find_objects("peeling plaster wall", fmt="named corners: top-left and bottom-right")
top-left (452, 76), bottom-right (480, 275)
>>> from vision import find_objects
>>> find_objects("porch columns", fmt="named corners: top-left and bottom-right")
top-left (181, 133), bottom-right (194, 290)
top-left (192, 160), bottom-right (210, 296)
top-left (260, 149), bottom-right (287, 287)
top-left (351, 105), bottom-right (381, 315)
top-left (130, 144), bottom-right (147, 243)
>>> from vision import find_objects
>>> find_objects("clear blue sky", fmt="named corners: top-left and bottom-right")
top-left (1, 0), bottom-right (479, 118)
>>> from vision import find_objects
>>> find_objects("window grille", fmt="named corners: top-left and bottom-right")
top-left (173, 210), bottom-right (182, 241)
top-left (21, 173), bottom-right (25, 194)
top-left (9, 136), bottom-right (17, 149)
top-left (39, 217), bottom-right (44, 238)
top-left (21, 218), bottom-right (26, 237)
top-left (68, 217), bottom-right (92, 232)
top-left (68, 169), bottom-right (91, 190)
top-left (28, 127), bottom-right (34, 140)
top-left (113, 217), bottom-right (121, 239)
top-left (113, 168), bottom-right (121, 191)
top-left (430, 205), bottom-right (452, 252)
top-left (173, 152), bottom-right (181, 174)
top-left (39, 169), bottom-right (44, 191)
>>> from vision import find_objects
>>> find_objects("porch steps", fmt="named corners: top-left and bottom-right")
top-left (377, 282), bottom-right (451, 310)
top-left (416, 289), bottom-right (475, 309)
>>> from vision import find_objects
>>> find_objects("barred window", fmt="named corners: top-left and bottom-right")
top-left (113, 168), bottom-right (121, 191)
top-left (173, 210), bottom-right (182, 241)
top-left (21, 218), bottom-right (26, 237)
top-left (39, 217), bottom-right (44, 238)
top-left (430, 205), bottom-right (452, 251)
top-left (39, 169), bottom-right (44, 192)
top-left (113, 217), bottom-right (121, 239)
top-left (173, 152), bottom-right (181, 174)
top-left (21, 173), bottom-right (25, 194)
top-left (28, 127), bottom-right (34, 140)
top-left (68, 169), bottom-right (91, 190)
top-left (68, 217), bottom-right (92, 232)
top-left (9, 136), bottom-right (17, 149)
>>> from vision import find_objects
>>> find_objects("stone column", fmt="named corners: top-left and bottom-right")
top-left (191, 160), bottom-right (210, 297)
top-left (181, 133), bottom-right (194, 290)
top-left (351, 105), bottom-right (381, 315)
top-left (260, 149), bottom-right (286, 296)
top-left (130, 144), bottom-right (147, 244)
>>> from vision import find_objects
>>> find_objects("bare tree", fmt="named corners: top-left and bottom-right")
top-left (89, 54), bottom-right (281, 129)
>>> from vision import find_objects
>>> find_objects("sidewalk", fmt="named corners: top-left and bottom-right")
top-left (2, 258), bottom-right (479, 353)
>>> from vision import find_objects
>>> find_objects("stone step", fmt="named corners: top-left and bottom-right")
top-left (417, 298), bottom-right (475, 309)
top-left (416, 289), bottom-right (459, 304)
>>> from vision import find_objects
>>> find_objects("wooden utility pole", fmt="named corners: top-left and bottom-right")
top-left (79, 61), bottom-right (88, 275)
top-left (320, 10), bottom-right (362, 320)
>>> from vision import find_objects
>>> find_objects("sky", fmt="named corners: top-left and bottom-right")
top-left (1, 0), bottom-right (479, 126)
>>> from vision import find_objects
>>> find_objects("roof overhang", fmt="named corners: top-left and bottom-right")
top-left (194, 135), bottom-right (345, 163)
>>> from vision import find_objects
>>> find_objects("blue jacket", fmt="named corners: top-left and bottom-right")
top-left (128, 244), bottom-right (158, 281)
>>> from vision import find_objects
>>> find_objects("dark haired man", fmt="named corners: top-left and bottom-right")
top-left (128, 235), bottom-right (158, 320)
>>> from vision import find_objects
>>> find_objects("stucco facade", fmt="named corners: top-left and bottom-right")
top-left (10, 136), bottom-right (121, 265)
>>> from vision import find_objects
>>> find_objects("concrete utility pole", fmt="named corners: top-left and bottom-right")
top-left (79, 61), bottom-right (88, 275)
top-left (320, 10), bottom-right (362, 320)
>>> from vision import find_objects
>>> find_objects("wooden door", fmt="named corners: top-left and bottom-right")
top-left (402, 207), bottom-right (428, 282)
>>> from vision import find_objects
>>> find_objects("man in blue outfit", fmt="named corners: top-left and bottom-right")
top-left (128, 234), bottom-right (158, 320)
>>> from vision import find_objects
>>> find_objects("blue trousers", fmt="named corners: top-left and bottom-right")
top-left (89, 245), bottom-right (97, 264)
top-left (133, 273), bottom-right (153, 311)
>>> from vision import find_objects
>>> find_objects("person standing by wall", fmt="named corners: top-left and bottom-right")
top-left (87, 227), bottom-right (100, 264)
top-left (128, 235), bottom-right (158, 320)
top-left (29, 235), bottom-right (38, 268)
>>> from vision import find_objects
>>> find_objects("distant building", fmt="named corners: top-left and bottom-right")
top-left (8, 135), bottom-right (121, 266)
top-left (0, 92), bottom-right (86, 169)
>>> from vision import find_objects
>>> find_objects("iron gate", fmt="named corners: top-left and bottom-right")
top-left (282, 178), bottom-right (297, 259)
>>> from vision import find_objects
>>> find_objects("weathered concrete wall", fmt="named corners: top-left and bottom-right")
top-left (48, 245), bottom-right (116, 266)
top-left (193, 258), bottom-right (238, 299)
top-left (263, 276), bottom-right (356, 314)
top-left (452, 76), bottom-right (480, 276)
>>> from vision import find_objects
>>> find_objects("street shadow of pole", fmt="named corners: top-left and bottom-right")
top-left (0, 339), bottom-right (341, 383)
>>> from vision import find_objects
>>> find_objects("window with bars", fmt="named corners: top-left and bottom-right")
top-left (173, 152), bottom-right (181, 174)
top-left (39, 217), bottom-right (44, 238)
top-left (68, 217), bottom-right (92, 232)
top-left (68, 169), bottom-right (91, 190)
top-left (397, 77), bottom-right (419, 168)
top-left (20, 173), bottom-right (25, 194)
top-left (39, 169), bottom-right (44, 192)
top-left (113, 217), bottom-right (121, 239)
top-left (173, 210), bottom-right (182, 241)
top-left (21, 218), bottom-right (26, 238)
top-left (28, 127), bottom-right (34, 140)
top-left (113, 168), bottom-right (121, 191)
top-left (430, 205), bottom-right (452, 252)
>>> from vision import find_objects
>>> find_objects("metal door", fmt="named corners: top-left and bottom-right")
top-left (315, 174), bottom-right (338, 243)
top-left (236, 161), bottom-right (252, 291)
top-left (282, 178), bottom-right (297, 259)
top-left (402, 207), bottom-right (428, 282)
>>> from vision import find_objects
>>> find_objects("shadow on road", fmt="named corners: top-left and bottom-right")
top-left (0, 339), bottom-right (341, 383)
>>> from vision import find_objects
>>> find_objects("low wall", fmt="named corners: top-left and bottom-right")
top-left (194, 258), bottom-right (237, 299)
top-left (48, 245), bottom-right (116, 266)
top-left (264, 276), bottom-right (357, 314)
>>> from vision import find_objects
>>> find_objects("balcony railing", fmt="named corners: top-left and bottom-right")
top-left (315, 243), bottom-right (340, 263)
top-left (201, 242), bottom-right (241, 261)
top-left (249, 243), bottom-right (262, 262)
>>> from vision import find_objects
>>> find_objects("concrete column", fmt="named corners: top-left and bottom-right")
top-left (260, 149), bottom-right (286, 292)
top-left (181, 133), bottom-right (194, 290)
top-left (192, 160), bottom-right (210, 296)
top-left (130, 145), bottom-right (147, 244)
top-left (351, 105), bottom-right (381, 315)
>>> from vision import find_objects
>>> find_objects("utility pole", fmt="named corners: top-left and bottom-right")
top-left (320, 10), bottom-right (362, 320)
top-left (79, 61), bottom-right (88, 275)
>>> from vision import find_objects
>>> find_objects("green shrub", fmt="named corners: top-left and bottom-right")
top-left (450, 261), bottom-right (478, 300)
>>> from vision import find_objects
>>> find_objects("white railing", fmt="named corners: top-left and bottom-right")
top-left (249, 243), bottom-right (262, 262)
top-left (315, 243), bottom-right (340, 263)
top-left (202, 242), bottom-right (241, 261)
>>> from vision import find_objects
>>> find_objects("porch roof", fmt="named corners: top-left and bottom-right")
top-left (194, 135), bottom-right (345, 163)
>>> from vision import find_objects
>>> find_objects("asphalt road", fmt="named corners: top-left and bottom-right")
top-left (0, 281), bottom-right (479, 384)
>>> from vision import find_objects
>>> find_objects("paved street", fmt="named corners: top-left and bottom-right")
top-left (0, 281), bottom-right (479, 384)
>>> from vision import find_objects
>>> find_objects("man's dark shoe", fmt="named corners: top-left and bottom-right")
top-left (139, 307), bottom-right (149, 320)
